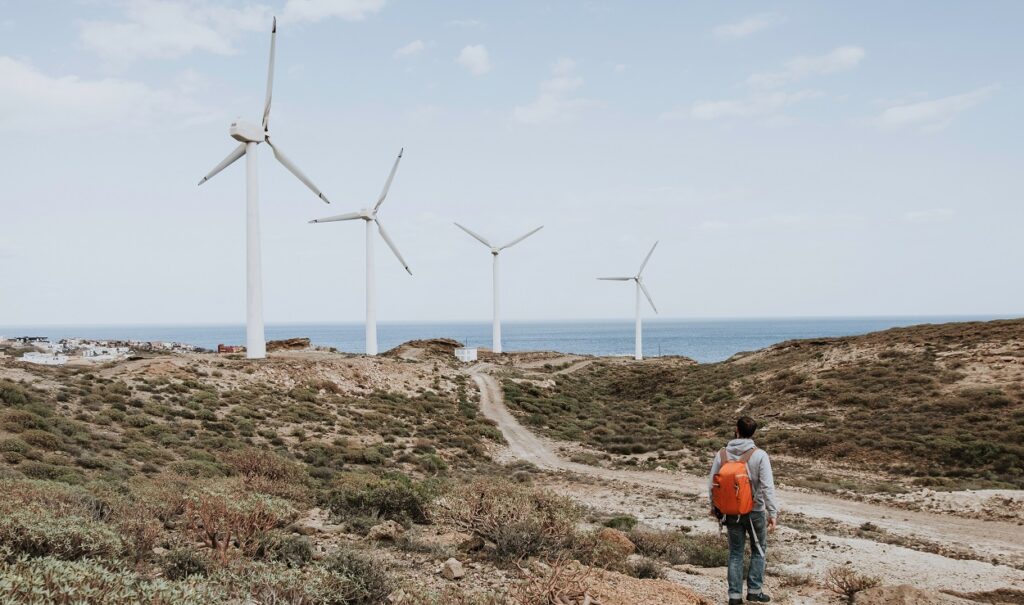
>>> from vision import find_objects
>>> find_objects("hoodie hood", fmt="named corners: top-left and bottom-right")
top-left (725, 438), bottom-right (756, 457)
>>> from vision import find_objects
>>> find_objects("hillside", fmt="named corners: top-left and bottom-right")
top-left (2, 323), bottom-right (1023, 604)
top-left (503, 319), bottom-right (1024, 490)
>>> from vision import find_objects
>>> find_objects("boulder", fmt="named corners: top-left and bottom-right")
top-left (596, 527), bottom-right (637, 557)
top-left (441, 557), bottom-right (466, 580)
top-left (367, 520), bottom-right (405, 542)
top-left (853, 585), bottom-right (975, 605)
top-left (267, 337), bottom-right (311, 351)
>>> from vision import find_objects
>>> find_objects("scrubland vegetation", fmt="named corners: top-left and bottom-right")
top-left (0, 352), bottom-right (713, 604)
top-left (505, 319), bottom-right (1024, 489)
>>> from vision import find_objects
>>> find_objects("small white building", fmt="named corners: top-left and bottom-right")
top-left (22, 352), bottom-right (69, 366)
top-left (454, 347), bottom-right (478, 363)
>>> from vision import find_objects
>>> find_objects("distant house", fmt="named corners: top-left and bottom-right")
top-left (454, 347), bottom-right (478, 363)
top-left (21, 352), bottom-right (68, 366)
top-left (218, 344), bottom-right (245, 354)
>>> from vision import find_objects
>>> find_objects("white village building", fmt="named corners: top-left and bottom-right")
top-left (454, 347), bottom-right (478, 363)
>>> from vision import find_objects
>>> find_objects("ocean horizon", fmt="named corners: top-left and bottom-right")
top-left (2, 315), bottom-right (1017, 363)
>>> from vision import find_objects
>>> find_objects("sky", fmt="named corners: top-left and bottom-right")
top-left (1, 0), bottom-right (1022, 325)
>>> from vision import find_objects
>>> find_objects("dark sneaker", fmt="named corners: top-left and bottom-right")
top-left (747, 594), bottom-right (771, 602)
top-left (729, 599), bottom-right (743, 605)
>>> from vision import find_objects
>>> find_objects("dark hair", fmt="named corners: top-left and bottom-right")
top-left (736, 416), bottom-right (758, 439)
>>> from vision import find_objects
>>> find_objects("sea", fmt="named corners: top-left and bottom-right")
top-left (1, 316), bottom-right (1015, 363)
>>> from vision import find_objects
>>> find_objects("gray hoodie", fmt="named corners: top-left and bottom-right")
top-left (707, 438), bottom-right (779, 519)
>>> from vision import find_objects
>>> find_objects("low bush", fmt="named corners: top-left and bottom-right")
top-left (183, 481), bottom-right (297, 563)
top-left (0, 555), bottom-right (226, 604)
top-left (825, 565), bottom-right (880, 603)
top-left (161, 548), bottom-right (210, 580)
top-left (0, 508), bottom-right (122, 561)
top-left (629, 529), bottom-right (728, 567)
top-left (321, 549), bottom-right (395, 605)
top-left (328, 472), bottom-right (438, 524)
top-left (432, 478), bottom-right (580, 561)
top-left (602, 515), bottom-right (638, 531)
top-left (258, 533), bottom-right (314, 568)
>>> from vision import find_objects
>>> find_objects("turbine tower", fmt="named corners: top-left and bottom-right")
top-left (309, 150), bottom-right (411, 356)
top-left (598, 242), bottom-right (659, 361)
top-left (454, 223), bottom-right (543, 354)
top-left (197, 17), bottom-right (330, 359)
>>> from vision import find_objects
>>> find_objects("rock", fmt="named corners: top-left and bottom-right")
top-left (367, 519), bottom-right (405, 541)
top-left (290, 507), bottom-right (328, 535)
top-left (267, 337), bottom-right (311, 351)
top-left (441, 557), bottom-right (466, 580)
top-left (386, 589), bottom-right (408, 604)
top-left (596, 527), bottom-right (637, 556)
top-left (152, 546), bottom-right (168, 557)
top-left (853, 585), bottom-right (975, 605)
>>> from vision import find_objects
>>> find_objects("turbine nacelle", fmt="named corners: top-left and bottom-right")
top-left (230, 120), bottom-right (267, 143)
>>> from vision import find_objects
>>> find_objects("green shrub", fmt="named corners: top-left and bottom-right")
top-left (1, 409), bottom-right (47, 433)
top-left (259, 533), bottom-right (314, 568)
top-left (321, 549), bottom-right (394, 605)
top-left (20, 429), bottom-right (63, 451)
top-left (0, 437), bottom-right (29, 454)
top-left (328, 472), bottom-right (438, 524)
top-left (0, 508), bottom-right (122, 560)
top-left (0, 556), bottom-right (226, 604)
top-left (161, 548), bottom-right (210, 580)
top-left (629, 529), bottom-right (729, 567)
top-left (603, 515), bottom-right (638, 531)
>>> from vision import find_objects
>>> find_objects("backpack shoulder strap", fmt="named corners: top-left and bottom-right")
top-left (739, 447), bottom-right (758, 463)
top-left (718, 448), bottom-right (729, 466)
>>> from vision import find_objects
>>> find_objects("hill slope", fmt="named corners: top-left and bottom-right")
top-left (503, 319), bottom-right (1024, 489)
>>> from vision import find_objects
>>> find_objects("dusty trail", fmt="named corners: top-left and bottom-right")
top-left (469, 368), bottom-right (1024, 585)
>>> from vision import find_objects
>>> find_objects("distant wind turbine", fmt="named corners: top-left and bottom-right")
top-left (455, 223), bottom-right (544, 354)
top-left (598, 242), bottom-right (659, 361)
top-left (196, 17), bottom-right (330, 360)
top-left (309, 150), bottom-right (411, 356)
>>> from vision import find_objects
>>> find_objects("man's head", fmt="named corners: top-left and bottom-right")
top-left (736, 416), bottom-right (758, 439)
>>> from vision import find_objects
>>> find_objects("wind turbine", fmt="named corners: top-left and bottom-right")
top-left (598, 242), bottom-right (659, 361)
top-left (454, 223), bottom-right (544, 354)
top-left (196, 17), bottom-right (330, 360)
top-left (309, 150), bottom-right (411, 356)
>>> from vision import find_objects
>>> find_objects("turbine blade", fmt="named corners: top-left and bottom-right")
top-left (376, 219), bottom-right (412, 274)
top-left (197, 143), bottom-right (246, 186)
top-left (373, 148), bottom-right (403, 211)
top-left (266, 138), bottom-right (330, 204)
top-left (454, 223), bottom-right (493, 248)
top-left (500, 225), bottom-right (544, 250)
top-left (637, 241), bottom-right (658, 275)
top-left (639, 281), bottom-right (658, 314)
top-left (309, 211), bottom-right (363, 224)
top-left (597, 277), bottom-right (632, 281)
top-left (262, 17), bottom-right (276, 130)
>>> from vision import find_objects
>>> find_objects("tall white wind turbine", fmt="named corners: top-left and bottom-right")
top-left (196, 17), bottom-right (330, 360)
top-left (309, 150), bottom-right (411, 356)
top-left (598, 242), bottom-right (659, 361)
top-left (454, 223), bottom-right (544, 354)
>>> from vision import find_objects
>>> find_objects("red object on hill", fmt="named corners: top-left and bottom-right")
top-left (218, 344), bottom-right (245, 354)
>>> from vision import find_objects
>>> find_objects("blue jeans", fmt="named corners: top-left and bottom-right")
top-left (726, 510), bottom-right (767, 598)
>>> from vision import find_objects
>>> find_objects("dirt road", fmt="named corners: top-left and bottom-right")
top-left (469, 369), bottom-right (1024, 592)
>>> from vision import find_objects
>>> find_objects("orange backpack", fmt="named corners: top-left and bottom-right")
top-left (712, 447), bottom-right (757, 516)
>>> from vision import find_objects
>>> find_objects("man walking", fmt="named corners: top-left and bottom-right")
top-left (709, 416), bottom-right (778, 604)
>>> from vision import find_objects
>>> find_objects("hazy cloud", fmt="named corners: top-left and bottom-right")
top-left (713, 13), bottom-right (785, 40)
top-left (513, 58), bottom-right (595, 124)
top-left (747, 46), bottom-right (865, 89)
top-left (448, 18), bottom-right (484, 28)
top-left (0, 56), bottom-right (210, 132)
top-left (876, 86), bottom-right (997, 133)
top-left (671, 90), bottom-right (822, 121)
top-left (281, 0), bottom-right (386, 22)
top-left (457, 44), bottom-right (492, 76)
top-left (80, 0), bottom-right (385, 63)
top-left (393, 39), bottom-right (425, 58)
